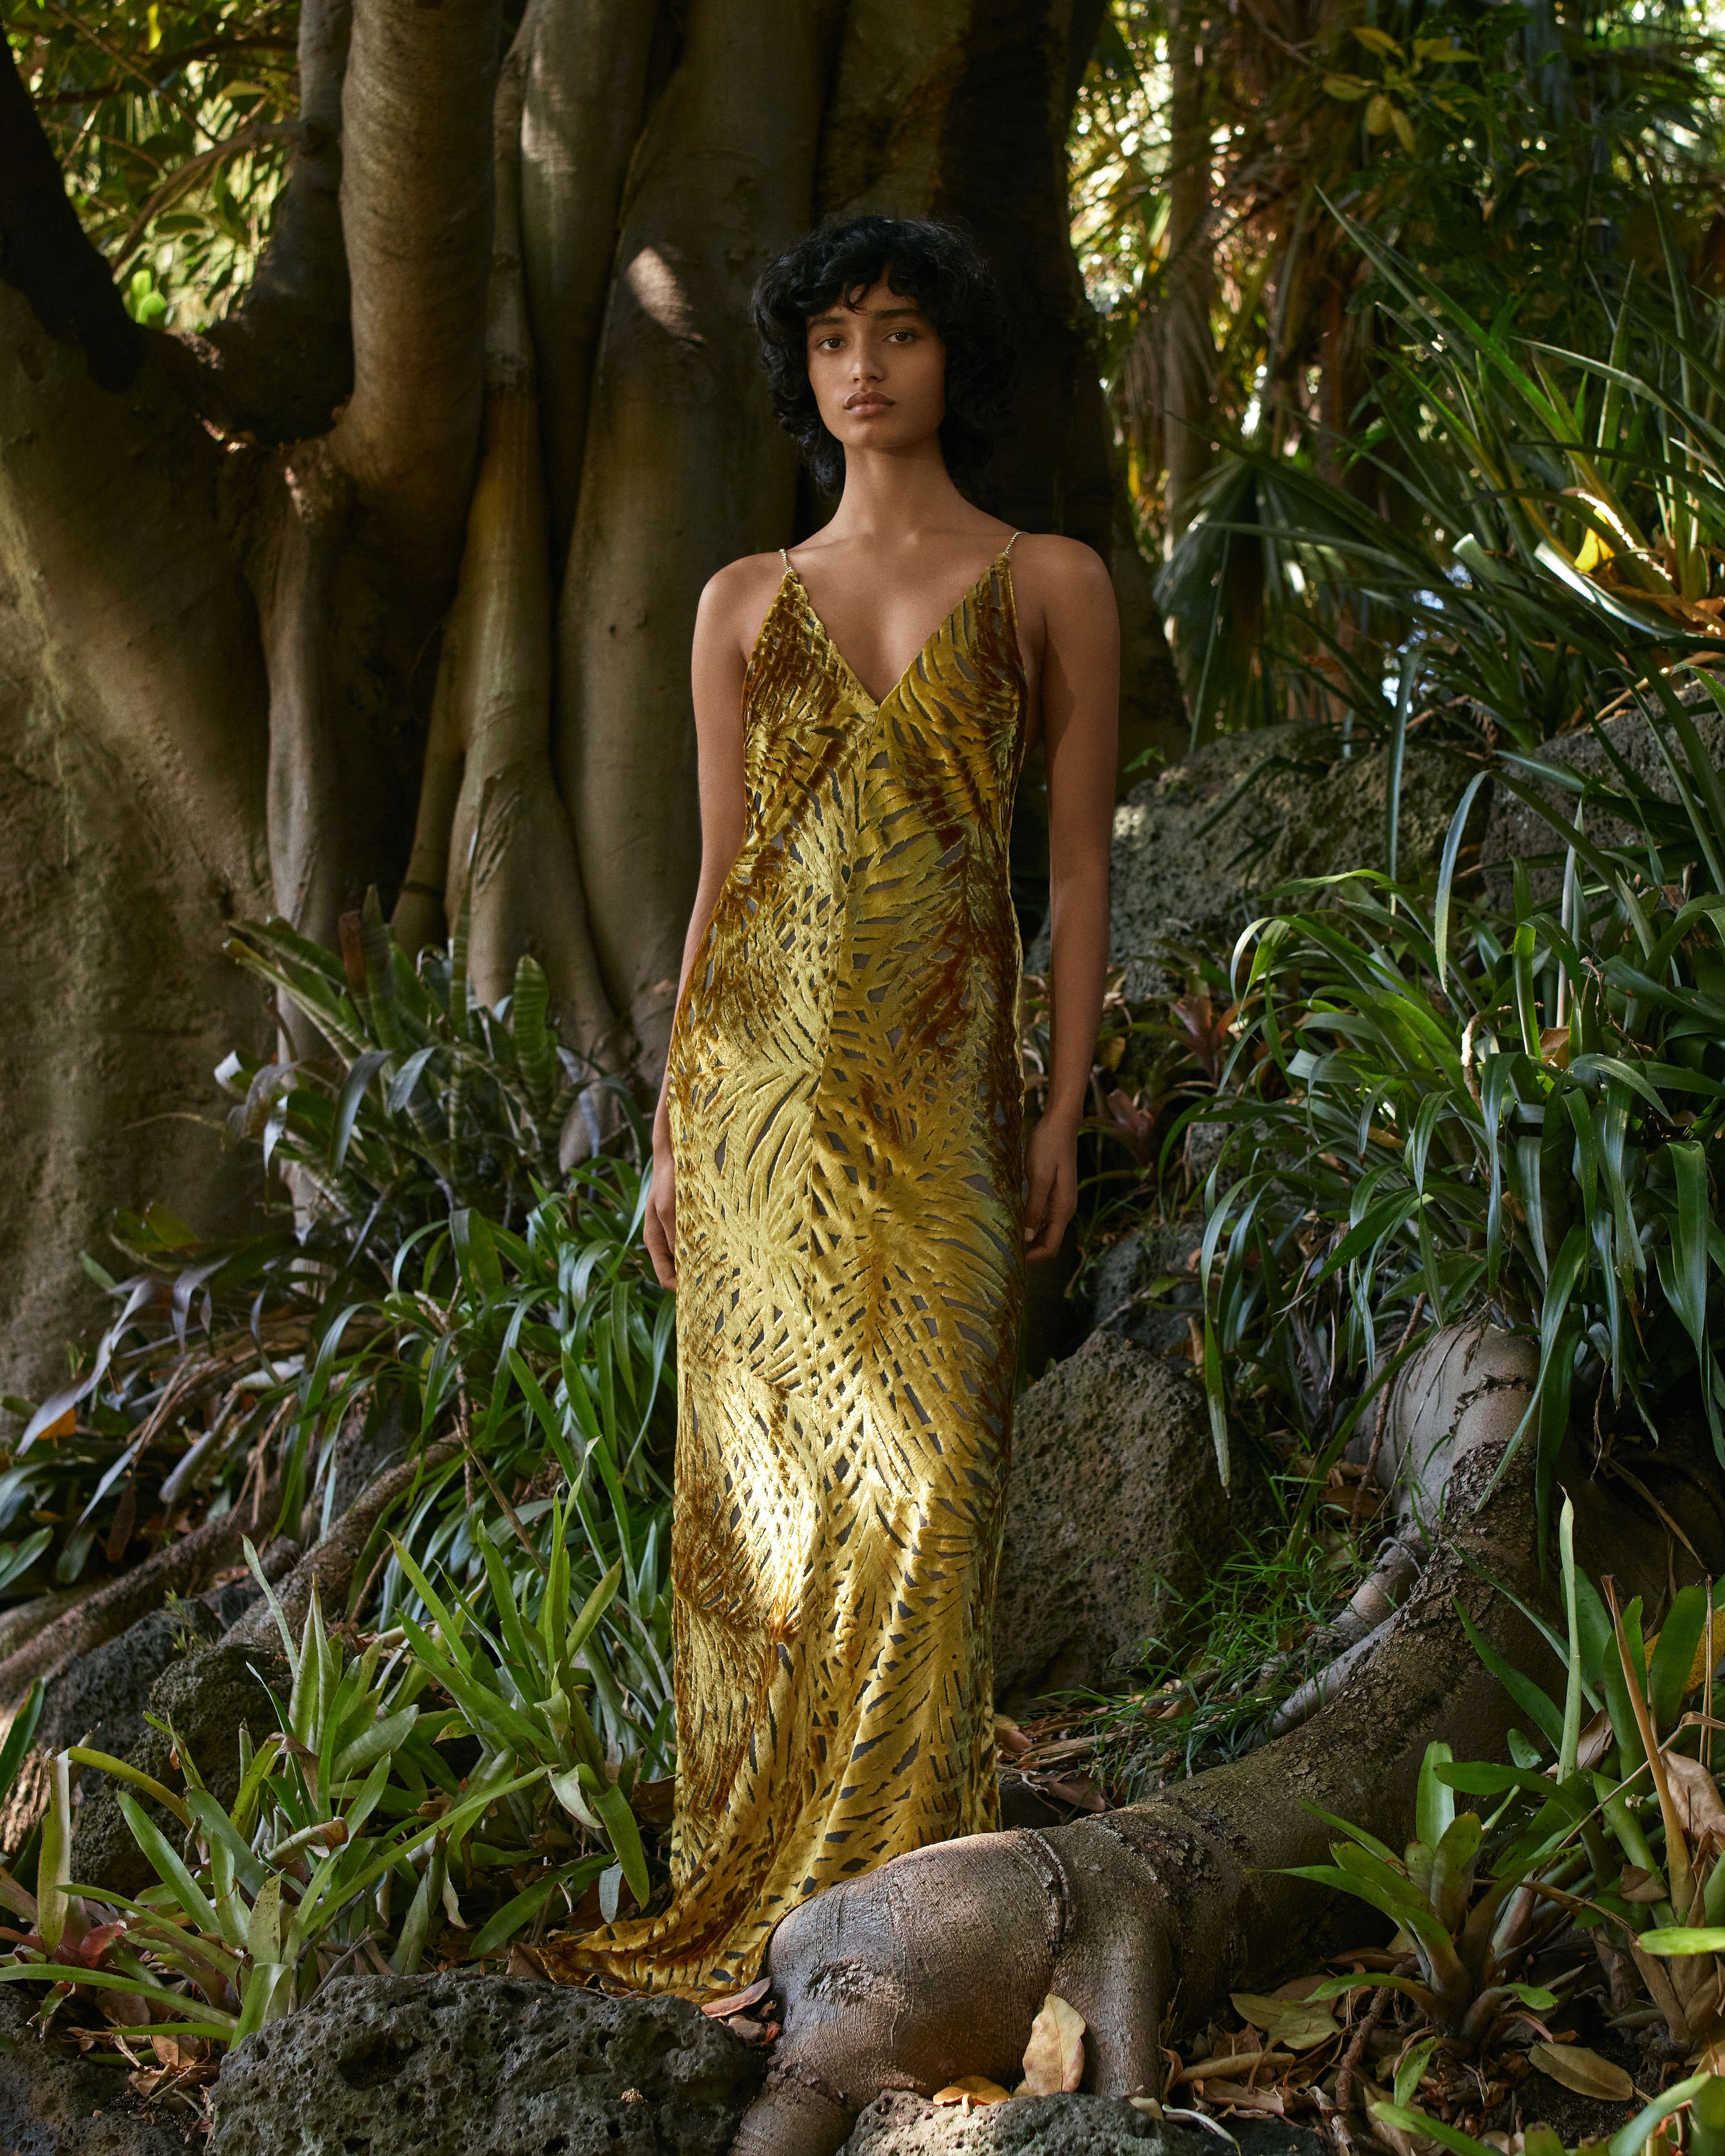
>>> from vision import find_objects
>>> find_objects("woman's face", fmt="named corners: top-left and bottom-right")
top-left (804, 276), bottom-right (947, 463)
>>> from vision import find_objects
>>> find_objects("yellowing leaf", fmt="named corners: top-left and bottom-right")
top-left (1323, 74), bottom-right (1372, 100)
top-left (1366, 93), bottom-right (1395, 135)
top-left (1529, 2042), bottom-right (1635, 2101)
top-left (1684, 1607), bottom-right (1722, 1695)
top-left (1414, 39), bottom-right (1470, 61)
top-left (933, 2076), bottom-right (1013, 2106)
top-left (1390, 106), bottom-right (1416, 151)
top-left (1018, 1993), bottom-right (1085, 2097)
top-left (1354, 25), bottom-right (1401, 55)
top-left (1230, 1991), bottom-right (1338, 2050)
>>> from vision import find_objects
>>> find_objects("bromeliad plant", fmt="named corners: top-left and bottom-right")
top-left (1289, 1737), bottom-right (1572, 2057)
top-left (0, 1532), bottom-right (655, 2056)
top-left (1285, 1501), bottom-right (1725, 2126)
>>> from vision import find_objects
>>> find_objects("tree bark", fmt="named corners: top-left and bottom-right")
top-left (1162, 0), bottom-right (1216, 537)
top-left (189, 0), bottom-right (355, 444)
top-left (520, 0), bottom-right (662, 559)
top-left (395, 3), bottom-right (621, 1069)
top-left (555, 0), bottom-right (842, 1075)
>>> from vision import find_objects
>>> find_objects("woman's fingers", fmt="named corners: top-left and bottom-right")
top-left (1023, 1158), bottom-right (1072, 1261)
top-left (645, 1158), bottom-right (678, 1290)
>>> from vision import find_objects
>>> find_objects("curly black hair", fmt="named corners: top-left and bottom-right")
top-left (751, 215), bottom-right (1015, 497)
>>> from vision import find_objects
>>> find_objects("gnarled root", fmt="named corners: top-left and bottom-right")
top-left (224, 1438), bottom-right (460, 1648)
top-left (734, 1322), bottom-right (1693, 2155)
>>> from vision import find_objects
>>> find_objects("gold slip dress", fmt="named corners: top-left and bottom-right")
top-left (549, 532), bottom-right (1031, 2000)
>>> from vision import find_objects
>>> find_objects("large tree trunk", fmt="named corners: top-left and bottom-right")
top-left (0, 0), bottom-right (1167, 1378)
top-left (1162, 0), bottom-right (1216, 537)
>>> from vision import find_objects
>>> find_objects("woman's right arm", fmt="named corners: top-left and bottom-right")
top-left (642, 559), bottom-right (770, 1291)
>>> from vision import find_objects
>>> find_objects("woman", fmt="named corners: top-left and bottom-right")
top-left (551, 214), bottom-right (1118, 1999)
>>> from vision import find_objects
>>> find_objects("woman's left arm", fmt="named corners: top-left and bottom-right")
top-left (1021, 540), bottom-right (1120, 1261)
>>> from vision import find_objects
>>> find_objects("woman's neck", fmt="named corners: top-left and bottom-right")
top-left (819, 441), bottom-right (991, 546)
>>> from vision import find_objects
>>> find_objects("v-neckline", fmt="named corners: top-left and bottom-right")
top-left (780, 542), bottom-right (1016, 714)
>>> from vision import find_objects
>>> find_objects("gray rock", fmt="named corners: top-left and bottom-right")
top-left (0, 1983), bottom-right (186, 2155)
top-left (71, 1642), bottom-right (287, 1899)
top-left (0, 1594), bottom-right (236, 1856)
top-left (1029, 724), bottom-right (1477, 1003)
top-left (208, 1972), bottom-right (763, 2156)
top-left (843, 2090), bottom-right (1205, 2155)
top-left (1089, 1224), bottom-right (1203, 1359)
top-left (48, 1602), bottom-right (224, 1784)
top-left (996, 1332), bottom-right (1232, 1701)
top-left (1480, 695), bottom-right (1725, 904)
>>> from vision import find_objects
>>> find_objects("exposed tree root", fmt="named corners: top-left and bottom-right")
top-left (0, 1488), bottom-right (289, 1712)
top-left (224, 1438), bottom-right (461, 1648)
top-left (731, 1323), bottom-right (1703, 2155)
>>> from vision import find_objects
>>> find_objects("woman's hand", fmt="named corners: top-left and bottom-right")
top-left (644, 1129), bottom-right (678, 1290)
top-left (1022, 1111), bottom-right (1078, 1261)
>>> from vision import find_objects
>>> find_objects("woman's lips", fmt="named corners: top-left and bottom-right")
top-left (845, 397), bottom-right (891, 416)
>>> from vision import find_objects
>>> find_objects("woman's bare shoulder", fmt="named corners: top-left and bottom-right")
top-left (696, 551), bottom-right (791, 661)
top-left (1009, 531), bottom-right (1114, 596)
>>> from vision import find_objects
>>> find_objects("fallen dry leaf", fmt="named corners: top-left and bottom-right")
top-left (1230, 1990), bottom-right (1338, 2051)
top-left (1180, 2050), bottom-right (1294, 2083)
top-left (701, 1975), bottom-right (772, 2019)
top-left (933, 2076), bottom-right (1013, 2106)
top-left (1199, 2079), bottom-right (1287, 2115)
top-left (1018, 1992), bottom-right (1085, 2096)
top-left (1528, 2042), bottom-right (1635, 2101)
top-left (1663, 1750), bottom-right (1725, 1843)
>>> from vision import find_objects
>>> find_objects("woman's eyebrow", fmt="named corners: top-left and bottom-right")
top-left (807, 304), bottom-right (925, 328)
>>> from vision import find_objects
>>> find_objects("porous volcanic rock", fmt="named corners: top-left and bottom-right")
top-left (1479, 695), bottom-right (1725, 904)
top-left (70, 1641), bottom-right (286, 1899)
top-left (1087, 1223), bottom-right (1203, 1361)
top-left (207, 1971), bottom-right (764, 2156)
top-left (995, 1331), bottom-right (1231, 1701)
top-left (842, 2091), bottom-right (1210, 2155)
top-left (0, 1983), bottom-right (186, 2154)
top-left (1029, 723), bottom-right (1476, 1003)
top-left (0, 1581), bottom-right (262, 1856)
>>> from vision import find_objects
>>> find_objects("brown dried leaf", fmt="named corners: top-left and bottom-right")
top-left (1528, 2043), bottom-right (1635, 2101)
top-left (1201, 2079), bottom-right (1287, 2115)
top-left (1018, 1992), bottom-right (1085, 2096)
top-left (932, 2076), bottom-right (1014, 2106)
top-left (1663, 1750), bottom-right (1725, 1843)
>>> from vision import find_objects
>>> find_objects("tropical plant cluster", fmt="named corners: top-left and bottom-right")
top-left (0, 902), bottom-right (680, 2061)
top-left (1156, 1517), bottom-right (1725, 2152)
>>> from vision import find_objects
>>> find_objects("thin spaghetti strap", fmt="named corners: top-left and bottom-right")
top-left (1001, 530), bottom-right (1022, 559)
top-left (779, 546), bottom-right (791, 570)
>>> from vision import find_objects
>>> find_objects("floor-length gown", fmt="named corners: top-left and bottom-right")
top-left (547, 531), bottom-right (1031, 1999)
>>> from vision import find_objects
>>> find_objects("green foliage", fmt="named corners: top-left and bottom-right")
top-left (1074, 0), bottom-right (1723, 560)
top-left (1290, 1736), bottom-right (1566, 2050)
top-left (6, 0), bottom-right (299, 331)
top-left (1165, 250), bottom-right (1725, 742)
top-left (1194, 681), bottom-right (1725, 1517)
top-left (1095, 1502), bottom-right (1380, 1791)
top-left (0, 1572), bottom-right (624, 2053)
top-left (1284, 1507), bottom-right (1725, 2107)
top-left (0, 904), bottom-right (677, 2040)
